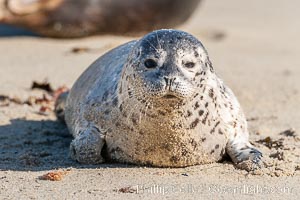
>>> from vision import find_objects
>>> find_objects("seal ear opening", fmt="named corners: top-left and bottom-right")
top-left (55, 91), bottom-right (69, 122)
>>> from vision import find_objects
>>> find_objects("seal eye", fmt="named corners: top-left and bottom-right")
top-left (183, 62), bottom-right (195, 69)
top-left (144, 59), bottom-right (157, 69)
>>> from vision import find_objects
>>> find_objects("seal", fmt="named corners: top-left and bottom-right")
top-left (55, 29), bottom-right (262, 171)
top-left (0, 0), bottom-right (201, 38)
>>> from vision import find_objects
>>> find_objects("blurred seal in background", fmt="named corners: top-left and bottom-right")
top-left (0, 0), bottom-right (201, 38)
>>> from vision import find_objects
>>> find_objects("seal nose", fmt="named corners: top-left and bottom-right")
top-left (164, 77), bottom-right (176, 91)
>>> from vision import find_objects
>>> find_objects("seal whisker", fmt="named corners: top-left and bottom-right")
top-left (126, 101), bottom-right (142, 125)
top-left (138, 100), bottom-right (148, 123)
top-left (140, 98), bottom-right (152, 122)
top-left (103, 92), bottom-right (129, 105)
top-left (137, 96), bottom-right (151, 123)
top-left (155, 31), bottom-right (162, 50)
top-left (145, 39), bottom-right (160, 54)
top-left (122, 92), bottom-right (141, 112)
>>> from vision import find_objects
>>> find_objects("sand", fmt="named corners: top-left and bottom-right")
top-left (0, 0), bottom-right (300, 199)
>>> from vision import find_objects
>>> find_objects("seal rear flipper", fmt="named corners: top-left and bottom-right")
top-left (70, 125), bottom-right (106, 164)
top-left (55, 91), bottom-right (69, 122)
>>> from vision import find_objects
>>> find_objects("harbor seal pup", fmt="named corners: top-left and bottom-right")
top-left (0, 0), bottom-right (200, 38)
top-left (56, 29), bottom-right (262, 171)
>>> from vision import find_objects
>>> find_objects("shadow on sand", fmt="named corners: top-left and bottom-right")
top-left (0, 118), bottom-right (135, 171)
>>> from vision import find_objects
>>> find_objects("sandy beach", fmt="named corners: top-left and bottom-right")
top-left (1, 0), bottom-right (300, 199)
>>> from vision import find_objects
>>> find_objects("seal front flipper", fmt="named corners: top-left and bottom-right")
top-left (70, 125), bottom-right (106, 164)
top-left (226, 138), bottom-right (263, 172)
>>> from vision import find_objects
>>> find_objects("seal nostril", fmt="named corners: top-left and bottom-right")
top-left (164, 77), bottom-right (176, 90)
top-left (164, 77), bottom-right (168, 83)
top-left (164, 77), bottom-right (169, 90)
top-left (171, 77), bottom-right (176, 85)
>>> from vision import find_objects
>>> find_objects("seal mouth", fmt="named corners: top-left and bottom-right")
top-left (163, 94), bottom-right (178, 99)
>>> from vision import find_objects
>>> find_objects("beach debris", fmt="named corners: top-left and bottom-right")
top-left (71, 47), bottom-right (92, 54)
top-left (247, 117), bottom-right (259, 121)
top-left (114, 186), bottom-right (137, 193)
top-left (279, 129), bottom-right (296, 137)
top-left (31, 80), bottom-right (54, 93)
top-left (39, 170), bottom-right (69, 181)
top-left (181, 173), bottom-right (189, 176)
top-left (25, 94), bottom-right (52, 106)
top-left (256, 136), bottom-right (284, 149)
top-left (70, 46), bottom-right (112, 54)
top-left (38, 105), bottom-right (52, 116)
top-left (0, 95), bottom-right (10, 106)
top-left (247, 115), bottom-right (277, 122)
top-left (9, 96), bottom-right (22, 104)
top-left (152, 172), bottom-right (165, 176)
top-left (53, 86), bottom-right (69, 101)
top-left (31, 80), bottom-right (69, 97)
top-left (24, 93), bottom-right (53, 115)
top-left (269, 151), bottom-right (285, 161)
top-left (0, 93), bottom-right (52, 108)
top-left (3, 81), bottom-right (69, 114)
top-left (210, 31), bottom-right (226, 41)
top-left (200, 30), bottom-right (226, 42)
top-left (0, 82), bottom-right (69, 116)
top-left (0, 95), bottom-right (23, 106)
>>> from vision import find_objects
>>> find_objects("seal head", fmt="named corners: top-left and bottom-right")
top-left (122, 30), bottom-right (211, 109)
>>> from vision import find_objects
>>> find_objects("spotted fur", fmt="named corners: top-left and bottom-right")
top-left (58, 29), bottom-right (262, 171)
